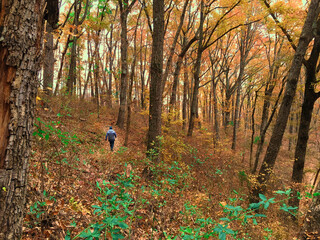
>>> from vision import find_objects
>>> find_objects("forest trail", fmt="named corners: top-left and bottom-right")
top-left (23, 103), bottom-right (308, 240)
top-left (92, 114), bottom-right (125, 153)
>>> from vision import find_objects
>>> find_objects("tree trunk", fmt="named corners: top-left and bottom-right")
top-left (66, 0), bottom-right (89, 95)
top-left (106, 7), bottom-right (118, 107)
top-left (213, 81), bottom-right (220, 144)
top-left (182, 58), bottom-right (188, 131)
top-left (289, 29), bottom-right (320, 209)
top-left (116, 0), bottom-right (129, 128)
top-left (232, 82), bottom-right (241, 150)
top-left (252, 82), bottom-right (284, 173)
top-left (94, 52), bottom-right (100, 118)
top-left (147, 0), bottom-right (164, 159)
top-left (66, 0), bottom-right (79, 94)
top-left (0, 0), bottom-right (46, 239)
top-left (54, 36), bottom-right (71, 96)
top-left (43, 23), bottom-right (54, 94)
top-left (168, 35), bottom-right (197, 124)
top-left (187, 0), bottom-right (204, 137)
top-left (125, 8), bottom-right (141, 146)
top-left (161, 0), bottom-right (189, 96)
top-left (249, 91), bottom-right (258, 169)
top-left (288, 111), bottom-right (294, 151)
top-left (250, 0), bottom-right (320, 202)
top-left (43, 0), bottom-right (59, 95)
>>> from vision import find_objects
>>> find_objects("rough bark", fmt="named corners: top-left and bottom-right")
top-left (147, 0), bottom-right (164, 159)
top-left (116, 0), bottom-right (129, 128)
top-left (250, 0), bottom-right (320, 202)
top-left (0, 0), bottom-right (46, 239)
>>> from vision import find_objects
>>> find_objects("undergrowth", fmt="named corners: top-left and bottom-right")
top-left (23, 99), bottom-right (319, 239)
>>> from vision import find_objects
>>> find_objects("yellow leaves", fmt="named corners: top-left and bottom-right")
top-left (220, 201), bottom-right (227, 207)
top-left (69, 197), bottom-right (90, 215)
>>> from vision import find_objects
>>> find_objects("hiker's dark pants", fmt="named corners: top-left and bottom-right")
top-left (109, 140), bottom-right (115, 151)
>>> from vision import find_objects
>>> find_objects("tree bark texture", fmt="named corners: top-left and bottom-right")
top-left (250, 0), bottom-right (320, 202)
top-left (0, 1), bottom-right (45, 239)
top-left (147, 0), bottom-right (164, 158)
top-left (116, 0), bottom-right (129, 128)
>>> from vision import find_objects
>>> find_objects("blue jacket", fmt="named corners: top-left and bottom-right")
top-left (106, 129), bottom-right (117, 141)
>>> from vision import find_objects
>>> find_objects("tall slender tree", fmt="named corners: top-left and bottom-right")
top-left (43, 0), bottom-right (59, 94)
top-left (147, 0), bottom-right (165, 159)
top-left (116, 0), bottom-right (137, 128)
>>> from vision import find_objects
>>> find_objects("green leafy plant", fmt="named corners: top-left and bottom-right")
top-left (68, 171), bottom-right (137, 240)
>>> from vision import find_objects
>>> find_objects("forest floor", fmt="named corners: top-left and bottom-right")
top-left (22, 96), bottom-right (318, 240)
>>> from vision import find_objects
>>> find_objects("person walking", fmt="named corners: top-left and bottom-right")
top-left (105, 126), bottom-right (117, 151)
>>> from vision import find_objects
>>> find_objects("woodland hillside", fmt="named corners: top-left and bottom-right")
top-left (0, 0), bottom-right (320, 239)
top-left (22, 96), bottom-right (316, 240)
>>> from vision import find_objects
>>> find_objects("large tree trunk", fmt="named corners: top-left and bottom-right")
top-left (289, 29), bottom-right (320, 209)
top-left (0, 1), bottom-right (46, 239)
top-left (250, 0), bottom-right (320, 202)
top-left (147, 0), bottom-right (164, 159)
top-left (116, 0), bottom-right (129, 128)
